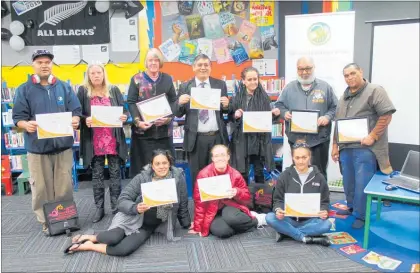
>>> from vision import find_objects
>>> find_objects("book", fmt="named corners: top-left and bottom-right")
top-left (231, 1), bottom-right (248, 19)
top-left (203, 14), bottom-right (224, 39)
top-left (168, 16), bottom-right (189, 44)
top-left (178, 40), bottom-right (198, 65)
top-left (250, 1), bottom-right (274, 26)
top-left (340, 244), bottom-right (366, 255)
top-left (362, 251), bottom-right (402, 270)
top-left (326, 232), bottom-right (357, 245)
top-left (197, 38), bottom-right (213, 57)
top-left (213, 38), bottom-right (233, 64)
top-left (186, 14), bottom-right (205, 40)
top-left (411, 264), bottom-right (420, 273)
top-left (219, 12), bottom-right (238, 37)
top-left (160, 2), bottom-right (179, 16)
top-left (260, 25), bottom-right (279, 51)
top-left (228, 40), bottom-right (249, 65)
top-left (248, 37), bottom-right (264, 59)
top-left (237, 20), bottom-right (257, 44)
top-left (159, 38), bottom-right (181, 61)
top-left (178, 1), bottom-right (194, 16)
top-left (332, 202), bottom-right (349, 211)
top-left (213, 1), bottom-right (232, 13)
top-left (197, 1), bottom-right (215, 16)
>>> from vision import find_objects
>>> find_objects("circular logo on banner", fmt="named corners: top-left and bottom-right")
top-left (307, 22), bottom-right (331, 45)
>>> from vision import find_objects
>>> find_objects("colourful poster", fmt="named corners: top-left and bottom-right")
top-left (159, 38), bottom-right (181, 61)
top-left (203, 14), bottom-right (224, 39)
top-left (168, 16), bottom-right (189, 44)
top-left (197, 38), bottom-right (213, 57)
top-left (197, 1), bottom-right (215, 15)
top-left (178, 40), bottom-right (198, 65)
top-left (213, 38), bottom-right (233, 64)
top-left (228, 40), bottom-right (249, 65)
top-left (186, 14), bottom-right (205, 40)
top-left (260, 25), bottom-right (279, 51)
top-left (236, 20), bottom-right (257, 44)
top-left (213, 1), bottom-right (232, 13)
top-left (248, 37), bottom-right (264, 59)
top-left (231, 1), bottom-right (248, 19)
top-left (219, 12), bottom-right (238, 36)
top-left (250, 1), bottom-right (274, 26)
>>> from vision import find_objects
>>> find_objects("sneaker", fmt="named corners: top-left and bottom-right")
top-left (42, 223), bottom-right (50, 236)
top-left (250, 211), bottom-right (267, 227)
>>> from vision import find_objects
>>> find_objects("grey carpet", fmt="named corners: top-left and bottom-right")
top-left (1, 180), bottom-right (377, 272)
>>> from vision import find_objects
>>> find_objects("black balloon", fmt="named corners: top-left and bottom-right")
top-left (1, 28), bottom-right (12, 41)
top-left (1, 1), bottom-right (9, 19)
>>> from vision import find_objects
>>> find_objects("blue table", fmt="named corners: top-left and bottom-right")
top-left (363, 173), bottom-right (420, 248)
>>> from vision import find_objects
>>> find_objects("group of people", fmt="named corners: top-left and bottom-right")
top-left (11, 48), bottom-right (395, 257)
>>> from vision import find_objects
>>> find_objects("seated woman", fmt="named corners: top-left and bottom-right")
top-left (189, 144), bottom-right (267, 239)
top-left (266, 141), bottom-right (332, 246)
top-left (64, 150), bottom-right (191, 256)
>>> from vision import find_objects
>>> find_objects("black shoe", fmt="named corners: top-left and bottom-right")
top-left (304, 236), bottom-right (331, 247)
top-left (276, 232), bottom-right (292, 242)
top-left (92, 208), bottom-right (104, 223)
top-left (336, 208), bottom-right (353, 215)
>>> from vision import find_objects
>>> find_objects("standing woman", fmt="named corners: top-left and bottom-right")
top-left (127, 48), bottom-right (177, 178)
top-left (77, 63), bottom-right (128, 223)
top-left (228, 67), bottom-right (281, 184)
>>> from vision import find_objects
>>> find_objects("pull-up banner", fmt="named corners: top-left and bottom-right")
top-left (11, 1), bottom-right (110, 45)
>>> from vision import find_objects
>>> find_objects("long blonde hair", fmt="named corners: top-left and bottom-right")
top-left (83, 63), bottom-right (111, 98)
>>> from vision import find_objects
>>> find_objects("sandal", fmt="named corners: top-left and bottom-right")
top-left (63, 239), bottom-right (90, 255)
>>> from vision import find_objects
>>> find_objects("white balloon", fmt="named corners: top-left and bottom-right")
top-left (10, 20), bottom-right (25, 36)
top-left (95, 1), bottom-right (110, 13)
top-left (9, 35), bottom-right (25, 51)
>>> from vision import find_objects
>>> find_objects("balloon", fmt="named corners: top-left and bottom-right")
top-left (95, 1), bottom-right (110, 13)
top-left (9, 35), bottom-right (25, 51)
top-left (1, 28), bottom-right (12, 41)
top-left (111, 1), bottom-right (125, 10)
top-left (9, 20), bottom-right (25, 36)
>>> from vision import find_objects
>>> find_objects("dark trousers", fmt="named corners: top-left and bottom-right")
top-left (289, 141), bottom-right (330, 180)
top-left (242, 155), bottom-right (265, 184)
top-left (188, 133), bottom-right (223, 186)
top-left (209, 206), bottom-right (258, 238)
top-left (92, 155), bottom-right (122, 212)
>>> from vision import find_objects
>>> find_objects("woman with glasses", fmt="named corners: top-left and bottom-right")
top-left (127, 48), bottom-right (177, 178)
top-left (265, 140), bottom-right (332, 246)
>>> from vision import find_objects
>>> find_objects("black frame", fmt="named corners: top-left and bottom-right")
top-left (289, 109), bottom-right (320, 135)
top-left (336, 117), bottom-right (369, 144)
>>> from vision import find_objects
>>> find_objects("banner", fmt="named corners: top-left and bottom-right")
top-left (284, 11), bottom-right (355, 185)
top-left (11, 1), bottom-right (110, 45)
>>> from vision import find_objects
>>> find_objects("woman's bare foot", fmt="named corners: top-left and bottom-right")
top-left (68, 240), bottom-right (94, 253)
top-left (72, 234), bottom-right (97, 244)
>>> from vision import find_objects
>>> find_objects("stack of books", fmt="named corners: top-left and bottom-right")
top-left (3, 130), bottom-right (24, 148)
top-left (272, 123), bottom-right (283, 137)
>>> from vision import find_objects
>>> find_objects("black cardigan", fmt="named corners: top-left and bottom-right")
top-left (77, 85), bottom-right (129, 168)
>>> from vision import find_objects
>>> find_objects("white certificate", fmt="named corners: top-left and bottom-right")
top-left (337, 117), bottom-right (369, 143)
top-left (190, 87), bottom-right (221, 110)
top-left (242, 111), bottom-right (272, 133)
top-left (290, 110), bottom-right (319, 134)
top-left (36, 112), bottom-right (73, 139)
top-left (141, 178), bottom-right (178, 207)
top-left (284, 193), bottom-right (320, 217)
top-left (136, 94), bottom-right (173, 123)
top-left (91, 106), bottom-right (123, 128)
top-left (198, 174), bottom-right (232, 202)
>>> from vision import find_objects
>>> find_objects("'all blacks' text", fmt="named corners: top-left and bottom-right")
top-left (37, 29), bottom-right (95, 37)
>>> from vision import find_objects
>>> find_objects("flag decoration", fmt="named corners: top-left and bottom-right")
top-left (322, 1), bottom-right (353, 12)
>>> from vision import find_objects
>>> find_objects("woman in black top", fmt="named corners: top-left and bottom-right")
top-left (127, 48), bottom-right (177, 178)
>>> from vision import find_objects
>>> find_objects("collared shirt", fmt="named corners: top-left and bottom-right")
top-left (195, 77), bottom-right (219, 132)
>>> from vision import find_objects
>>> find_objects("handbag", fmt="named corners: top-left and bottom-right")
top-left (43, 200), bottom-right (80, 236)
top-left (248, 169), bottom-right (281, 213)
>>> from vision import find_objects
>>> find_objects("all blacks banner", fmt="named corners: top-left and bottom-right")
top-left (11, 1), bottom-right (110, 45)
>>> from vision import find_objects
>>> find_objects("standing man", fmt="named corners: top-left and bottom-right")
top-left (173, 54), bottom-right (230, 187)
top-left (275, 56), bottom-right (338, 179)
top-left (331, 63), bottom-right (396, 229)
top-left (12, 49), bottom-right (82, 235)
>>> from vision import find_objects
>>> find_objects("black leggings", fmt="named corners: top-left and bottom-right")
top-left (209, 206), bottom-right (258, 239)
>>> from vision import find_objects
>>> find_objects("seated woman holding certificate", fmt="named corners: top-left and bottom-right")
top-left (77, 63), bottom-right (128, 223)
top-left (266, 140), bottom-right (332, 246)
top-left (228, 67), bottom-right (281, 184)
top-left (64, 149), bottom-right (191, 256)
top-left (188, 145), bottom-right (267, 239)
top-left (127, 48), bottom-right (177, 178)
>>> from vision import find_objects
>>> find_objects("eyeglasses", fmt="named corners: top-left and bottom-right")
top-left (297, 67), bottom-right (313, 72)
top-left (292, 142), bottom-right (310, 149)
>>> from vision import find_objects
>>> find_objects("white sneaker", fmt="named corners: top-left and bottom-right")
top-left (250, 211), bottom-right (267, 227)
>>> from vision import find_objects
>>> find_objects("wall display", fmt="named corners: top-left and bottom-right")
top-left (159, 38), bottom-right (181, 61)
top-left (250, 1), bottom-right (274, 27)
top-left (186, 14), bottom-right (205, 40)
top-left (213, 38), bottom-right (232, 64)
top-left (53, 45), bottom-right (81, 65)
top-left (168, 16), bottom-right (189, 44)
top-left (260, 25), bottom-right (278, 51)
top-left (179, 40), bottom-right (198, 65)
top-left (248, 36), bottom-right (264, 59)
top-left (219, 12), bottom-right (238, 36)
top-left (197, 38), bottom-right (213, 56)
top-left (228, 40), bottom-right (249, 65)
top-left (202, 13), bottom-right (224, 39)
top-left (236, 20), bottom-right (256, 44)
top-left (10, 0), bottom-right (110, 45)
top-left (81, 44), bottom-right (110, 64)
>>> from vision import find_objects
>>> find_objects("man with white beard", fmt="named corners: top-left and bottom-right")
top-left (274, 57), bottom-right (337, 179)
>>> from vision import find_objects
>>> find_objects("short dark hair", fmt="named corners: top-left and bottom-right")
top-left (241, 66), bottom-right (260, 80)
top-left (151, 149), bottom-right (174, 166)
top-left (343, 63), bottom-right (362, 73)
top-left (193, 54), bottom-right (211, 66)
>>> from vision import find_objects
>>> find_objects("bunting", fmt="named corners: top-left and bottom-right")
top-left (322, 1), bottom-right (353, 13)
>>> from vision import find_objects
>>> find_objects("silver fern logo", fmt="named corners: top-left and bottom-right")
top-left (39, 1), bottom-right (87, 28)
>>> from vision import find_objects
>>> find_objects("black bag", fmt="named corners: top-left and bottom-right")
top-left (248, 169), bottom-right (280, 213)
top-left (43, 200), bottom-right (80, 236)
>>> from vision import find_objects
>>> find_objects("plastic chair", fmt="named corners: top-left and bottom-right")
top-left (17, 154), bottom-right (31, 195)
top-left (1, 155), bottom-right (13, 196)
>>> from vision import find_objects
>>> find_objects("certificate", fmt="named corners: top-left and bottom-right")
top-left (190, 87), bottom-right (221, 110)
top-left (336, 117), bottom-right (369, 144)
top-left (91, 106), bottom-right (123, 128)
top-left (141, 178), bottom-right (178, 207)
top-left (284, 193), bottom-right (320, 217)
top-left (136, 94), bottom-right (173, 123)
top-left (242, 111), bottom-right (272, 133)
top-left (36, 112), bottom-right (73, 139)
top-left (290, 110), bottom-right (320, 134)
top-left (198, 174), bottom-right (232, 202)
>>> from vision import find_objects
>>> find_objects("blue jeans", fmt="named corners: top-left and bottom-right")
top-left (266, 213), bottom-right (332, 241)
top-left (339, 148), bottom-right (377, 220)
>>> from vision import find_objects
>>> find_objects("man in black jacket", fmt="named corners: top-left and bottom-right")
top-left (173, 54), bottom-right (230, 187)
top-left (266, 142), bottom-right (332, 246)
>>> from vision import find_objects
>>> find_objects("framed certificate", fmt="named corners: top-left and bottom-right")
top-left (284, 193), bottom-right (320, 217)
top-left (290, 109), bottom-right (320, 134)
top-left (198, 174), bottom-right (232, 202)
top-left (190, 87), bottom-right (221, 110)
top-left (36, 112), bottom-right (73, 139)
top-left (136, 94), bottom-right (173, 123)
top-left (91, 106), bottom-right (123, 128)
top-left (242, 111), bottom-right (272, 133)
top-left (336, 117), bottom-right (369, 144)
top-left (141, 178), bottom-right (178, 207)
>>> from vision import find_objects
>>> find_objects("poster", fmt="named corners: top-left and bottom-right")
top-left (111, 17), bottom-right (138, 52)
top-left (260, 25), bottom-right (279, 51)
top-left (10, 0), bottom-right (110, 45)
top-left (52, 45), bottom-right (80, 65)
top-left (82, 44), bottom-right (109, 64)
top-left (197, 38), bottom-right (213, 57)
top-left (160, 2), bottom-right (179, 16)
top-left (197, 1), bottom-right (215, 15)
top-left (219, 12), bottom-right (238, 36)
top-left (250, 1), bottom-right (274, 26)
top-left (213, 1), bottom-right (232, 13)
top-left (159, 38), bottom-right (181, 61)
top-left (168, 16), bottom-right (189, 44)
top-left (228, 40), bottom-right (249, 65)
top-left (249, 37), bottom-right (264, 59)
top-left (203, 14), bottom-right (224, 39)
top-left (231, 1), bottom-right (248, 19)
top-left (179, 40), bottom-right (198, 65)
top-left (186, 14), bottom-right (205, 40)
top-left (237, 20), bottom-right (257, 44)
top-left (178, 1), bottom-right (194, 15)
top-left (213, 38), bottom-right (233, 64)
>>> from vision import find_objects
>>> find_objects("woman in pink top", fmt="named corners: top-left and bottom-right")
top-left (77, 63), bottom-right (128, 223)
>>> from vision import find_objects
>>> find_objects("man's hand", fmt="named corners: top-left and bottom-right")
top-left (25, 121), bottom-right (38, 133)
top-left (86, 117), bottom-right (93, 127)
top-left (137, 121), bottom-right (153, 130)
top-left (284, 111), bottom-right (292, 121)
top-left (220, 96), bottom-right (229, 108)
top-left (119, 114), bottom-right (128, 122)
top-left (153, 117), bottom-right (170, 127)
top-left (72, 116), bottom-right (80, 130)
top-left (178, 94), bottom-right (190, 105)
top-left (272, 108), bottom-right (281, 117)
top-left (137, 203), bottom-right (150, 214)
top-left (361, 135), bottom-right (375, 146)
top-left (275, 208), bottom-right (285, 220)
top-left (234, 109), bottom-right (243, 119)
top-left (317, 116), bottom-right (330, 126)
top-left (318, 210), bottom-right (328, 220)
top-left (331, 144), bottom-right (339, 163)
top-left (226, 188), bottom-right (238, 199)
